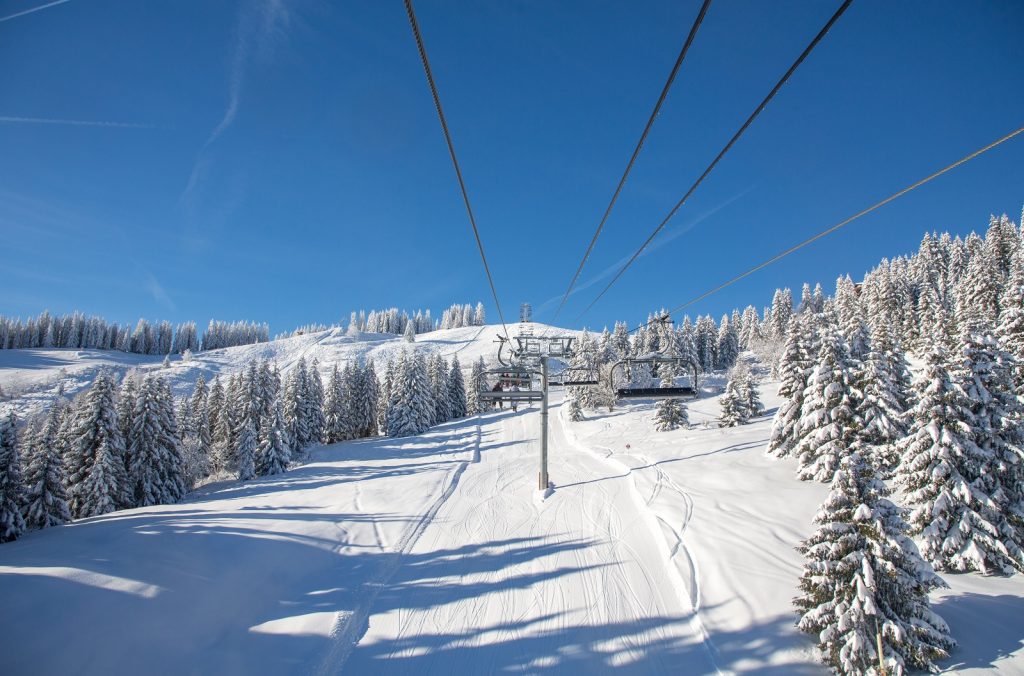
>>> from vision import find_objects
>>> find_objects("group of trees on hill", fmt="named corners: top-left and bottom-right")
top-left (346, 302), bottom-right (484, 337)
top-left (0, 346), bottom-right (472, 544)
top-left (0, 311), bottom-right (268, 355)
top-left (760, 212), bottom-right (1024, 674)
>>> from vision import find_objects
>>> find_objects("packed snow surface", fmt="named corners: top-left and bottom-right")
top-left (1, 326), bottom-right (1022, 674)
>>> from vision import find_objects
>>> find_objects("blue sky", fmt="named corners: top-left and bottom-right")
top-left (2, 0), bottom-right (1022, 334)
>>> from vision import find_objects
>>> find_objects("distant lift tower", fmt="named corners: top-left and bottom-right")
top-left (479, 319), bottom-right (575, 491)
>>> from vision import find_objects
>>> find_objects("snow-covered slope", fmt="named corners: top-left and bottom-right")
top-left (1, 332), bottom-right (1022, 674)
top-left (0, 322), bottom-right (578, 421)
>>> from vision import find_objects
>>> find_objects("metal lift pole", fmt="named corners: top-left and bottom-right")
top-left (539, 356), bottom-right (550, 490)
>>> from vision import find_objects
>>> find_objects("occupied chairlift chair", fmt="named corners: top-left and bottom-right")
top-left (478, 366), bottom-right (544, 404)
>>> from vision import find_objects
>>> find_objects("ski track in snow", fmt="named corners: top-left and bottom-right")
top-left (316, 430), bottom-right (476, 675)
top-left (556, 402), bottom-right (724, 675)
top-left (340, 394), bottom-right (717, 674)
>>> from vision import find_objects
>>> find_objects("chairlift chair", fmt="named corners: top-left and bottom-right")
top-left (610, 356), bottom-right (700, 400)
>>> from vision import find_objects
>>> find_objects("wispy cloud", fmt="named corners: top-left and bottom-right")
top-left (0, 115), bottom-right (154, 128)
top-left (0, 0), bottom-right (71, 24)
top-left (181, 0), bottom-right (293, 206)
top-left (536, 187), bottom-right (756, 318)
top-left (144, 272), bottom-right (176, 311)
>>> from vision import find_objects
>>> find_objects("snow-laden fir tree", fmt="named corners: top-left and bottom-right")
top-left (429, 355), bottom-right (451, 425)
top-left (566, 388), bottom-right (584, 422)
top-left (379, 358), bottom-right (394, 435)
top-left (716, 314), bottom-right (739, 370)
top-left (323, 364), bottom-right (347, 443)
top-left (256, 399), bottom-right (290, 476)
top-left (767, 318), bottom-right (812, 458)
top-left (182, 374), bottom-right (212, 485)
top-left (345, 362), bottom-right (370, 438)
top-left (22, 405), bottom-right (71, 530)
top-left (896, 347), bottom-right (1024, 574)
top-left (795, 452), bottom-right (954, 675)
top-left (736, 358), bottom-right (763, 420)
top-left (794, 331), bottom-right (859, 483)
top-left (997, 246), bottom-right (1024, 383)
top-left (404, 320), bottom-right (416, 343)
top-left (116, 371), bottom-right (139, 446)
top-left (207, 376), bottom-right (225, 464)
top-left (360, 361), bottom-right (380, 436)
top-left (856, 324), bottom-right (909, 474)
top-left (448, 356), bottom-right (467, 419)
top-left (387, 351), bottom-right (433, 437)
top-left (718, 377), bottom-right (746, 428)
top-left (0, 412), bottom-right (26, 542)
top-left (128, 374), bottom-right (185, 507)
top-left (236, 414), bottom-right (257, 481)
top-left (955, 332), bottom-right (1024, 559)
top-left (305, 359), bottom-right (325, 446)
top-left (654, 363), bottom-right (688, 431)
top-left (283, 358), bottom-right (310, 455)
top-left (466, 357), bottom-right (484, 415)
top-left (64, 370), bottom-right (129, 517)
top-left (218, 373), bottom-right (244, 471)
top-left (957, 245), bottom-right (1000, 334)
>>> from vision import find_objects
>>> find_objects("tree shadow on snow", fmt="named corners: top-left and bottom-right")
top-left (935, 590), bottom-right (1024, 672)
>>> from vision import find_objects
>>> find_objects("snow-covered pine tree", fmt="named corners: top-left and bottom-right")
top-left (448, 356), bottom-right (467, 419)
top-left (361, 361), bottom-right (380, 436)
top-left (430, 355), bottom-right (452, 425)
top-left (323, 364), bottom-right (346, 444)
top-left (256, 399), bottom-right (290, 476)
top-left (716, 314), bottom-right (739, 369)
top-left (795, 452), bottom-right (954, 675)
top-left (387, 351), bottom-right (433, 437)
top-left (467, 357), bottom-right (484, 415)
top-left (236, 414), bottom-right (256, 481)
top-left (767, 318), bottom-right (811, 458)
top-left (719, 375), bottom-right (745, 428)
top-left (794, 331), bottom-right (859, 483)
top-left (128, 374), bottom-right (185, 507)
top-left (305, 359), bottom-right (325, 446)
top-left (956, 332), bottom-right (1024, 559)
top-left (346, 362), bottom-right (368, 439)
top-left (207, 376), bottom-right (224, 452)
top-left (566, 388), bottom-right (584, 422)
top-left (117, 371), bottom-right (139, 447)
top-left (857, 324), bottom-right (909, 473)
top-left (957, 246), bottom-right (1000, 334)
top-left (654, 366), bottom-right (688, 431)
top-left (896, 347), bottom-right (1024, 574)
top-left (997, 246), bottom-right (1024, 382)
top-left (182, 374), bottom-right (212, 485)
top-left (0, 412), bottom-right (26, 542)
top-left (22, 405), bottom-right (71, 530)
top-left (64, 370), bottom-right (129, 517)
top-left (736, 358), bottom-right (763, 419)
top-left (379, 358), bottom-right (394, 435)
top-left (283, 359), bottom-right (310, 455)
top-left (404, 320), bottom-right (416, 343)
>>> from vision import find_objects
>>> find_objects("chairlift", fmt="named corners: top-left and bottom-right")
top-left (551, 366), bottom-right (600, 387)
top-left (610, 356), bottom-right (700, 400)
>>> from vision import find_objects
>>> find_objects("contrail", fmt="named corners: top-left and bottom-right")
top-left (0, 0), bottom-right (72, 24)
top-left (0, 116), bottom-right (153, 128)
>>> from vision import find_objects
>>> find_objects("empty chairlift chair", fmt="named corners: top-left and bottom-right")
top-left (610, 356), bottom-right (700, 400)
